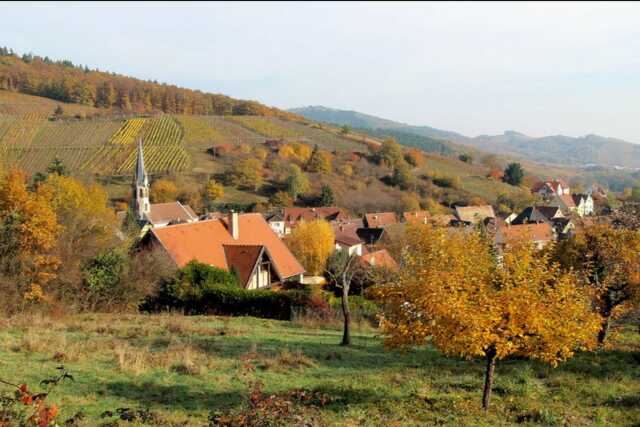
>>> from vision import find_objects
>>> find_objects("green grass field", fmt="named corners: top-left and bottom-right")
top-left (1, 313), bottom-right (638, 426)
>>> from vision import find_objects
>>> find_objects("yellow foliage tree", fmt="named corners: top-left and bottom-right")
top-left (150, 179), bottom-right (179, 203)
top-left (553, 223), bottom-right (640, 345)
top-left (231, 159), bottom-right (264, 191)
top-left (0, 169), bottom-right (61, 302)
top-left (204, 179), bottom-right (225, 203)
top-left (340, 164), bottom-right (353, 177)
top-left (307, 145), bottom-right (333, 174)
top-left (36, 174), bottom-right (118, 302)
top-left (285, 220), bottom-right (335, 276)
top-left (371, 224), bottom-right (600, 410)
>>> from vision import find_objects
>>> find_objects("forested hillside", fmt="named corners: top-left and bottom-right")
top-left (292, 105), bottom-right (640, 169)
top-left (0, 47), bottom-right (298, 118)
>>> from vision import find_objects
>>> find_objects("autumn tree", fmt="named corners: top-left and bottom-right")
top-left (150, 179), bottom-right (179, 203)
top-left (391, 162), bottom-right (414, 190)
top-left (36, 174), bottom-right (118, 304)
top-left (325, 249), bottom-right (360, 346)
top-left (284, 220), bottom-right (335, 276)
top-left (285, 165), bottom-right (310, 201)
top-left (230, 159), bottom-right (264, 191)
top-left (376, 138), bottom-right (403, 168)
top-left (400, 192), bottom-right (421, 212)
top-left (404, 148), bottom-right (425, 167)
top-left (371, 224), bottom-right (600, 410)
top-left (269, 191), bottom-right (293, 208)
top-left (307, 145), bottom-right (333, 174)
top-left (340, 164), bottom-right (353, 177)
top-left (203, 179), bottom-right (224, 208)
top-left (553, 223), bottom-right (640, 344)
top-left (0, 169), bottom-right (61, 306)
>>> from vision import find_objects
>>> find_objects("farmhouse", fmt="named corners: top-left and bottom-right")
top-left (531, 179), bottom-right (570, 198)
top-left (511, 206), bottom-right (564, 225)
top-left (282, 207), bottom-right (348, 234)
top-left (146, 212), bottom-right (305, 289)
top-left (359, 249), bottom-right (398, 270)
top-left (495, 222), bottom-right (555, 250)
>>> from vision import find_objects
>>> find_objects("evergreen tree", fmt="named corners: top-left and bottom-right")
top-left (502, 163), bottom-right (524, 186)
top-left (320, 185), bottom-right (334, 206)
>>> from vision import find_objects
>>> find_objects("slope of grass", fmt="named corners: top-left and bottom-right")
top-left (0, 313), bottom-right (638, 426)
top-left (0, 90), bottom-right (101, 116)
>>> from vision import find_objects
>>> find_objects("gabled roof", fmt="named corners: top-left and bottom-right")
top-left (360, 249), bottom-right (398, 270)
top-left (532, 179), bottom-right (569, 193)
top-left (223, 244), bottom-right (264, 288)
top-left (146, 202), bottom-right (198, 226)
top-left (455, 205), bottom-right (495, 224)
top-left (364, 212), bottom-right (398, 228)
top-left (402, 211), bottom-right (430, 224)
top-left (512, 206), bottom-right (563, 225)
top-left (495, 223), bottom-right (555, 245)
top-left (150, 213), bottom-right (304, 279)
top-left (555, 194), bottom-right (576, 209)
top-left (283, 207), bottom-right (346, 224)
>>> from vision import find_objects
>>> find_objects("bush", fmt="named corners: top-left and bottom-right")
top-left (144, 261), bottom-right (328, 320)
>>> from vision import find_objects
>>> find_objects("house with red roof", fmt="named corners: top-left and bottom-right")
top-left (363, 212), bottom-right (398, 228)
top-left (495, 222), bottom-right (555, 250)
top-left (531, 179), bottom-right (570, 198)
top-left (146, 212), bottom-right (305, 289)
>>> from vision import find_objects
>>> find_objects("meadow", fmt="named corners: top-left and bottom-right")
top-left (1, 313), bottom-right (638, 426)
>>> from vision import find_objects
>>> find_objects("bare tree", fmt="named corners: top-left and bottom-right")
top-left (325, 249), bottom-right (359, 346)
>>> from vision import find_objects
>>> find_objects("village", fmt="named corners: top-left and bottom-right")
top-left (132, 140), bottom-right (604, 290)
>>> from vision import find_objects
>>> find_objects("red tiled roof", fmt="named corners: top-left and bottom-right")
top-left (359, 249), bottom-right (398, 270)
top-left (147, 202), bottom-right (197, 225)
top-left (364, 212), bottom-right (398, 228)
top-left (283, 207), bottom-right (346, 225)
top-left (495, 223), bottom-right (554, 245)
top-left (557, 194), bottom-right (576, 209)
top-left (151, 213), bottom-right (304, 279)
top-left (402, 211), bottom-right (430, 224)
top-left (223, 245), bottom-right (264, 287)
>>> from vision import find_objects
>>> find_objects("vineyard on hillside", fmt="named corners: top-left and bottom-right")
top-left (116, 116), bottom-right (188, 174)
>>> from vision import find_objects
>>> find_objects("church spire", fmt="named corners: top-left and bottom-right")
top-left (135, 140), bottom-right (148, 188)
top-left (134, 140), bottom-right (150, 221)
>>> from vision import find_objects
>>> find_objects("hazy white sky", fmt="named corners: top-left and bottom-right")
top-left (3, 2), bottom-right (640, 141)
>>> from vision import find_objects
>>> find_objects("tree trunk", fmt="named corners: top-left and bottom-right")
top-left (482, 347), bottom-right (497, 411)
top-left (340, 277), bottom-right (351, 346)
top-left (598, 315), bottom-right (610, 346)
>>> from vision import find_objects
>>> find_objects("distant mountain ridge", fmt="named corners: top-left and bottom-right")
top-left (290, 106), bottom-right (640, 169)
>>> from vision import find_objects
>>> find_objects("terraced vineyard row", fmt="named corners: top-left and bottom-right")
top-left (176, 115), bottom-right (228, 148)
top-left (108, 118), bottom-right (146, 145)
top-left (227, 116), bottom-right (302, 138)
top-left (115, 116), bottom-right (188, 174)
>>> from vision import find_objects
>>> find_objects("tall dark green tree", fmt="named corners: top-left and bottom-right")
top-left (502, 162), bottom-right (524, 186)
top-left (320, 185), bottom-right (334, 206)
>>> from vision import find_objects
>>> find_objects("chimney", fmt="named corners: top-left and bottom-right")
top-left (229, 211), bottom-right (239, 239)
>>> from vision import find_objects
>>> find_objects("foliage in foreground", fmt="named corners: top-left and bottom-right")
top-left (371, 223), bottom-right (601, 409)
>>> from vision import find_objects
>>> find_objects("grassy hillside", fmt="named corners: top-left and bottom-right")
top-left (1, 313), bottom-right (638, 426)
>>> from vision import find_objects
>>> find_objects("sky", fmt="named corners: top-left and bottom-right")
top-left (3, 2), bottom-right (640, 141)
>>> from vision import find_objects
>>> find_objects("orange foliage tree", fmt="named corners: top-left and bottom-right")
top-left (553, 223), bottom-right (640, 345)
top-left (284, 220), bottom-right (335, 276)
top-left (371, 224), bottom-right (600, 410)
top-left (0, 169), bottom-right (61, 304)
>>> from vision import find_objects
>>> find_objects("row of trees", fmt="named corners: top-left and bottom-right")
top-left (0, 48), bottom-right (297, 118)
top-left (371, 222), bottom-right (640, 410)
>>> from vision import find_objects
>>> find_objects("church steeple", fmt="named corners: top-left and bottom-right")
top-left (134, 140), bottom-right (150, 221)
